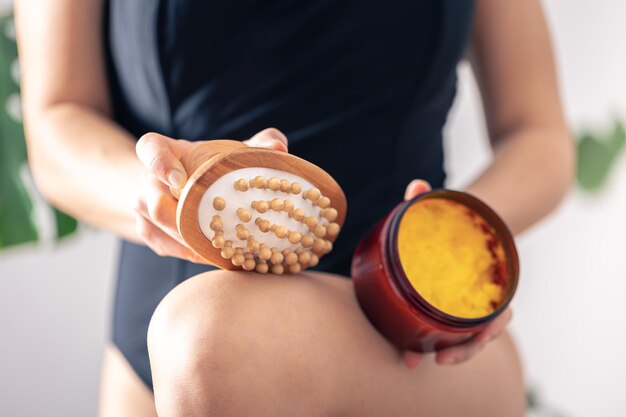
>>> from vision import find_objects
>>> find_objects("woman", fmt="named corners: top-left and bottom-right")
top-left (15, 0), bottom-right (573, 415)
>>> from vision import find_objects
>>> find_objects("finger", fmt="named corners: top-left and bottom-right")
top-left (404, 179), bottom-right (432, 201)
top-left (135, 214), bottom-right (206, 263)
top-left (243, 127), bottom-right (289, 152)
top-left (136, 132), bottom-right (192, 189)
top-left (435, 309), bottom-right (513, 365)
top-left (140, 172), bottom-right (187, 245)
top-left (474, 308), bottom-right (513, 345)
top-left (403, 350), bottom-right (424, 369)
top-left (435, 338), bottom-right (483, 366)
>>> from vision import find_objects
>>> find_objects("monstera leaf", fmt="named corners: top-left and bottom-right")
top-left (0, 13), bottom-right (77, 250)
top-left (576, 120), bottom-right (626, 192)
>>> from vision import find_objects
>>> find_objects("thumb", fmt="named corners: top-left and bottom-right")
top-left (404, 179), bottom-right (432, 201)
top-left (403, 350), bottom-right (424, 369)
top-left (244, 127), bottom-right (289, 152)
top-left (136, 133), bottom-right (189, 189)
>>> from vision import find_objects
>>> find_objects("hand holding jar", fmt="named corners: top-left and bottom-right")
top-left (352, 179), bottom-right (518, 369)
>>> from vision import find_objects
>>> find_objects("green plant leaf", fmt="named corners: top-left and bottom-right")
top-left (0, 12), bottom-right (78, 250)
top-left (608, 120), bottom-right (625, 153)
top-left (54, 208), bottom-right (78, 239)
top-left (0, 167), bottom-right (38, 248)
top-left (0, 13), bottom-right (39, 249)
top-left (576, 121), bottom-right (626, 192)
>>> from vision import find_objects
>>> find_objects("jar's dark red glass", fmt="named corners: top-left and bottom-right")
top-left (351, 190), bottom-right (519, 352)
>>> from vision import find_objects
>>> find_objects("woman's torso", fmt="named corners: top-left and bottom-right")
top-left (107, 0), bottom-right (475, 275)
top-left (106, 0), bottom-right (475, 388)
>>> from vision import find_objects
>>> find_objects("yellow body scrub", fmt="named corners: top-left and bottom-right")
top-left (397, 198), bottom-right (507, 319)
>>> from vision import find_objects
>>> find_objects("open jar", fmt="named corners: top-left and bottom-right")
top-left (352, 190), bottom-right (519, 352)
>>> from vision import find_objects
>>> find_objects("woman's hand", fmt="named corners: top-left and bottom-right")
top-left (401, 179), bottom-right (514, 368)
top-left (134, 128), bottom-right (289, 262)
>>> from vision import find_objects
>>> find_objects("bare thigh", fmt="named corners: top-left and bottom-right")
top-left (98, 345), bottom-right (157, 417)
top-left (148, 270), bottom-right (526, 417)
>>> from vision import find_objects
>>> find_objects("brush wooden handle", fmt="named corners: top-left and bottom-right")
top-left (170, 140), bottom-right (247, 199)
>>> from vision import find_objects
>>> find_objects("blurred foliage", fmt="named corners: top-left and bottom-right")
top-left (0, 13), bottom-right (77, 250)
top-left (576, 120), bottom-right (626, 192)
top-left (527, 386), bottom-right (569, 417)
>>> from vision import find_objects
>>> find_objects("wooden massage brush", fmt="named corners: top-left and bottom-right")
top-left (172, 140), bottom-right (347, 274)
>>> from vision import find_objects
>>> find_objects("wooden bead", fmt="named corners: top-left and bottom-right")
top-left (236, 224), bottom-right (249, 240)
top-left (251, 175), bottom-right (266, 188)
top-left (301, 235), bottom-right (314, 248)
top-left (309, 254), bottom-right (319, 267)
top-left (272, 225), bottom-right (288, 239)
top-left (231, 252), bottom-right (245, 266)
top-left (285, 252), bottom-right (299, 265)
top-left (313, 238), bottom-right (326, 254)
top-left (305, 188), bottom-right (321, 202)
top-left (237, 208), bottom-right (252, 222)
top-left (270, 252), bottom-right (284, 265)
top-left (221, 245), bottom-right (234, 259)
top-left (271, 264), bottom-right (284, 275)
top-left (288, 263), bottom-right (301, 274)
top-left (323, 240), bottom-right (333, 254)
top-left (242, 258), bottom-right (256, 271)
top-left (323, 208), bottom-right (338, 221)
top-left (255, 261), bottom-right (269, 274)
top-left (255, 218), bottom-right (271, 232)
top-left (304, 216), bottom-right (318, 229)
top-left (288, 231), bottom-right (302, 244)
top-left (317, 196), bottom-right (331, 209)
top-left (267, 177), bottom-right (280, 191)
top-left (211, 235), bottom-right (225, 249)
top-left (234, 179), bottom-right (249, 191)
top-left (283, 199), bottom-right (294, 213)
top-left (290, 182), bottom-right (301, 194)
top-left (326, 222), bottom-right (340, 237)
top-left (246, 237), bottom-right (260, 252)
top-left (313, 224), bottom-right (327, 238)
top-left (212, 196), bottom-right (226, 211)
top-left (291, 208), bottom-right (305, 222)
top-left (298, 251), bottom-right (311, 265)
top-left (270, 198), bottom-right (284, 211)
top-left (209, 216), bottom-right (223, 231)
top-left (280, 179), bottom-right (291, 192)
top-left (258, 245), bottom-right (272, 260)
top-left (252, 200), bottom-right (269, 213)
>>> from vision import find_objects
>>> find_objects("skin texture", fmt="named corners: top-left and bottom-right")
top-left (148, 270), bottom-right (525, 417)
top-left (15, 0), bottom-right (573, 415)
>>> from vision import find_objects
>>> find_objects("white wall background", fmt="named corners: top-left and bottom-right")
top-left (1, 1), bottom-right (625, 416)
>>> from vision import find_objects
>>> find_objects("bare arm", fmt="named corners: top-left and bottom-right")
top-left (15, 0), bottom-right (142, 241)
top-left (466, 0), bottom-right (575, 234)
top-left (403, 0), bottom-right (575, 367)
top-left (16, 0), bottom-right (288, 261)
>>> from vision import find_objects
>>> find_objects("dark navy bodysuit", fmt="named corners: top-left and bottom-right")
top-left (106, 0), bottom-right (476, 389)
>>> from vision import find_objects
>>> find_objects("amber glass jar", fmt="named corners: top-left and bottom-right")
top-left (352, 190), bottom-right (519, 352)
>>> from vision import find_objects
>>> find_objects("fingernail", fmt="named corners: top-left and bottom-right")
top-left (257, 136), bottom-right (285, 149)
top-left (168, 169), bottom-right (187, 189)
top-left (267, 129), bottom-right (287, 146)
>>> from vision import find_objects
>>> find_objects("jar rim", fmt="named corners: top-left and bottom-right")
top-left (387, 189), bottom-right (520, 328)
